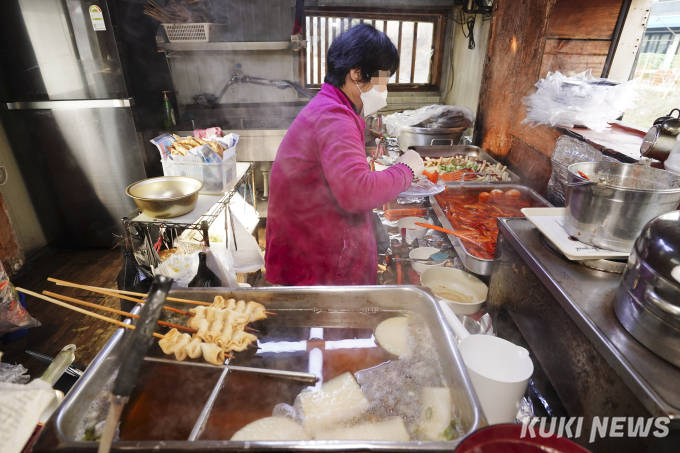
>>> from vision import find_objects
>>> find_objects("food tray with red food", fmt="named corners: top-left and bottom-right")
top-left (409, 145), bottom-right (521, 184)
top-left (383, 200), bottom-right (428, 222)
top-left (431, 185), bottom-right (551, 275)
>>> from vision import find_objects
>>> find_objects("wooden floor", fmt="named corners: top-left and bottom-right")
top-left (1, 247), bottom-right (123, 378)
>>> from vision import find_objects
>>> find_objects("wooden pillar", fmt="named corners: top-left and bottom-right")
top-left (474, 0), bottom-right (561, 194)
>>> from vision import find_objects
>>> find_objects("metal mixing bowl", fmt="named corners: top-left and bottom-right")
top-left (126, 176), bottom-right (203, 219)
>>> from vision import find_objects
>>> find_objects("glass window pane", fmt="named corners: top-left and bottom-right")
top-left (385, 21), bottom-right (400, 83)
top-left (413, 22), bottom-right (434, 84)
top-left (621, 2), bottom-right (680, 129)
top-left (320, 18), bottom-right (326, 82)
top-left (400, 22), bottom-right (414, 83)
top-left (306, 16), bottom-right (311, 85)
top-left (312, 17), bottom-right (318, 84)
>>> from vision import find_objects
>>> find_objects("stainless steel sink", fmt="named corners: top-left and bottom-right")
top-left (177, 102), bottom-right (303, 162)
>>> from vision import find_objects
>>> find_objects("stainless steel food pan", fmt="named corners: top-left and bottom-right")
top-left (408, 145), bottom-right (520, 184)
top-left (431, 185), bottom-right (552, 276)
top-left (398, 126), bottom-right (467, 151)
top-left (34, 286), bottom-right (485, 452)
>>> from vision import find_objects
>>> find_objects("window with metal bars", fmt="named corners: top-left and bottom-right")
top-left (303, 13), bottom-right (446, 90)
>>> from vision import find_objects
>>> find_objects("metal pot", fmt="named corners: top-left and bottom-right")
top-left (564, 162), bottom-right (680, 252)
top-left (126, 176), bottom-right (203, 219)
top-left (398, 125), bottom-right (467, 151)
top-left (614, 210), bottom-right (680, 368)
top-left (640, 125), bottom-right (678, 161)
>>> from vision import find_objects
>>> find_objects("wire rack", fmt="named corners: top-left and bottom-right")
top-left (127, 162), bottom-right (254, 231)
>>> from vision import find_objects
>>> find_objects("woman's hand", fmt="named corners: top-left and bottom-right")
top-left (395, 150), bottom-right (425, 180)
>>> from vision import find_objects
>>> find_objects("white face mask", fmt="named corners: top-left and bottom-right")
top-left (356, 83), bottom-right (388, 117)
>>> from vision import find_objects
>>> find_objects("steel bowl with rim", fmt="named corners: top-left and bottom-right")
top-left (126, 176), bottom-right (203, 219)
top-left (564, 162), bottom-right (680, 252)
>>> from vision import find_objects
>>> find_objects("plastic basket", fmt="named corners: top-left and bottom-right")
top-left (162, 23), bottom-right (226, 43)
top-left (162, 145), bottom-right (237, 195)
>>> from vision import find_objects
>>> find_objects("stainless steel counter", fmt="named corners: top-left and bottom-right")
top-left (496, 218), bottom-right (680, 421)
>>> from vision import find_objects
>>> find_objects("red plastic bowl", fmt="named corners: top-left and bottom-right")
top-left (455, 424), bottom-right (592, 453)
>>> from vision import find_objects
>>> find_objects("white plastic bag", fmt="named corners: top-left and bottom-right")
top-left (521, 70), bottom-right (638, 132)
top-left (205, 244), bottom-right (239, 287)
top-left (153, 251), bottom-right (199, 287)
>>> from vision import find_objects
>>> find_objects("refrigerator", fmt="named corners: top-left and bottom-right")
top-left (0, 0), bottom-right (149, 247)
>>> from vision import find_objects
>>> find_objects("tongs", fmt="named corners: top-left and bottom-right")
top-left (98, 276), bottom-right (173, 453)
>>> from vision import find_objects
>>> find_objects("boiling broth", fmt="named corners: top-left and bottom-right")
top-left (106, 309), bottom-right (458, 442)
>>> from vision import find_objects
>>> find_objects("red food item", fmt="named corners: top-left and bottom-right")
top-left (478, 192), bottom-right (492, 203)
top-left (505, 189), bottom-right (521, 199)
top-left (435, 188), bottom-right (532, 259)
top-left (422, 169), bottom-right (439, 183)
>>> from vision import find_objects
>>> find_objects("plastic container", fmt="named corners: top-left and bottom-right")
top-left (0, 293), bottom-right (29, 343)
top-left (162, 143), bottom-right (237, 195)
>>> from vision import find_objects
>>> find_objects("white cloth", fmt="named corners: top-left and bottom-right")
top-left (0, 379), bottom-right (56, 453)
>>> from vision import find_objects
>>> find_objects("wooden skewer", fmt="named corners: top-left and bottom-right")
top-left (21, 288), bottom-right (236, 360)
top-left (17, 288), bottom-right (164, 339)
top-left (46, 278), bottom-right (195, 316)
top-left (42, 291), bottom-right (197, 334)
top-left (48, 278), bottom-right (275, 320)
top-left (48, 278), bottom-right (212, 306)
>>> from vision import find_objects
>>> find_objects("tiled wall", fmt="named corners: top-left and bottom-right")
top-left (167, 50), bottom-right (300, 113)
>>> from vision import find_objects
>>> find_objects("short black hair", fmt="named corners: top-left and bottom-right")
top-left (324, 23), bottom-right (399, 88)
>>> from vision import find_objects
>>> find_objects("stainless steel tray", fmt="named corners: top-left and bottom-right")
top-left (430, 184), bottom-right (552, 276)
top-left (408, 145), bottom-right (520, 183)
top-left (34, 287), bottom-right (485, 452)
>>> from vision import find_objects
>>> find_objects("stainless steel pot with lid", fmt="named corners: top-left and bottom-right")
top-left (398, 126), bottom-right (467, 151)
top-left (614, 211), bottom-right (680, 368)
top-left (564, 162), bottom-right (680, 252)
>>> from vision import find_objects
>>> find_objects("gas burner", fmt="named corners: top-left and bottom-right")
top-left (539, 233), bottom-right (626, 274)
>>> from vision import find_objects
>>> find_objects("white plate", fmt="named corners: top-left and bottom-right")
top-left (521, 207), bottom-right (630, 261)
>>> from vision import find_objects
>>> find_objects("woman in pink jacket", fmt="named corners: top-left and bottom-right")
top-left (265, 24), bottom-right (424, 286)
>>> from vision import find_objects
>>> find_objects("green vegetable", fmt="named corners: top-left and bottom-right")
top-left (425, 407), bottom-right (432, 420)
top-left (443, 425), bottom-right (458, 441)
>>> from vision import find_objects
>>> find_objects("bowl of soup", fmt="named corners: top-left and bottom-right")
top-left (420, 267), bottom-right (487, 316)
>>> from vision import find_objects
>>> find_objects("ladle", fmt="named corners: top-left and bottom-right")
top-left (439, 300), bottom-right (533, 425)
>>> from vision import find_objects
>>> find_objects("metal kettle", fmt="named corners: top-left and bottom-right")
top-left (642, 109), bottom-right (680, 161)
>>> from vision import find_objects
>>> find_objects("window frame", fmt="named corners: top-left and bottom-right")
top-left (302, 7), bottom-right (448, 92)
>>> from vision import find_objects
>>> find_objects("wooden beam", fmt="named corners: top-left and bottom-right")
top-left (547, 0), bottom-right (624, 40)
top-left (540, 39), bottom-right (611, 77)
top-left (324, 17), bottom-right (329, 77)
top-left (396, 22), bottom-right (403, 83)
top-left (431, 16), bottom-right (446, 87)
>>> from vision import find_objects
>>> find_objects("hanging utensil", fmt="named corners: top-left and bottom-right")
top-left (228, 207), bottom-right (238, 251)
top-left (98, 276), bottom-right (173, 453)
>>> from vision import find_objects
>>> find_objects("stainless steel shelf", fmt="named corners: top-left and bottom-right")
top-left (157, 41), bottom-right (292, 52)
top-left (128, 162), bottom-right (253, 230)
